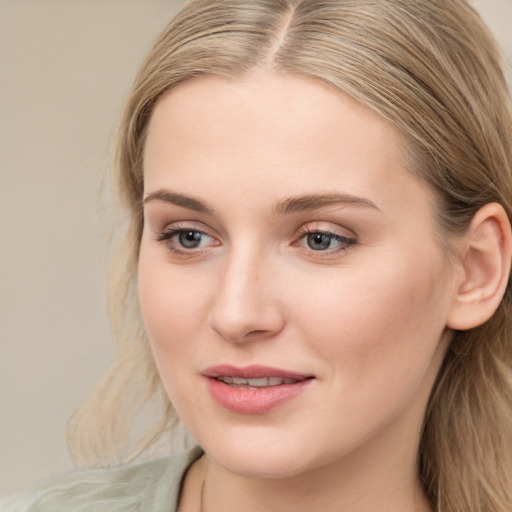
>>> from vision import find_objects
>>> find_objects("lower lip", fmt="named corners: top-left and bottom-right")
top-left (205, 378), bottom-right (312, 414)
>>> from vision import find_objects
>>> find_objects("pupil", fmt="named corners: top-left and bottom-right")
top-left (179, 231), bottom-right (202, 248)
top-left (307, 233), bottom-right (331, 251)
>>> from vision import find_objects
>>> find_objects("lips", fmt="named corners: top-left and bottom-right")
top-left (203, 365), bottom-right (314, 414)
top-left (216, 376), bottom-right (302, 387)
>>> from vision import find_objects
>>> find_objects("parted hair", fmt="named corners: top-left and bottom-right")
top-left (67, 1), bottom-right (512, 510)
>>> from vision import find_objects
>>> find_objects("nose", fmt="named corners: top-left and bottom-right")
top-left (208, 248), bottom-right (285, 343)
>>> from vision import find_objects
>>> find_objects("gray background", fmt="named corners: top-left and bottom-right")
top-left (1, 0), bottom-right (511, 497)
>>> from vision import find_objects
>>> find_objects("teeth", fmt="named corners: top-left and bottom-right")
top-left (216, 376), bottom-right (300, 387)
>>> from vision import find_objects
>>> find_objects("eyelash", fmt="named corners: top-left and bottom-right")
top-left (156, 226), bottom-right (215, 256)
top-left (155, 225), bottom-right (357, 257)
top-left (293, 227), bottom-right (357, 256)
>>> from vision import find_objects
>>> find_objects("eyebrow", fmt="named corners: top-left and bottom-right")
top-left (274, 192), bottom-right (379, 214)
top-left (143, 189), bottom-right (379, 215)
top-left (143, 189), bottom-right (214, 214)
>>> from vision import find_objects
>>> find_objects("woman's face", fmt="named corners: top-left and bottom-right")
top-left (139, 72), bottom-right (457, 479)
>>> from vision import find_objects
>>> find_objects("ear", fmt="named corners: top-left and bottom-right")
top-left (448, 203), bottom-right (512, 331)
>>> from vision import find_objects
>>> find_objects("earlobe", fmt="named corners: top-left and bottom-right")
top-left (447, 203), bottom-right (512, 331)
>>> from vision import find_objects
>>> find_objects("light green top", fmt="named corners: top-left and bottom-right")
top-left (1, 446), bottom-right (203, 512)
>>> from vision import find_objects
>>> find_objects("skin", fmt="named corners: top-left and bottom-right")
top-left (138, 72), bottom-right (461, 511)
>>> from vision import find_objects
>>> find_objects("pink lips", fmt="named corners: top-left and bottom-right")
top-left (203, 365), bottom-right (313, 414)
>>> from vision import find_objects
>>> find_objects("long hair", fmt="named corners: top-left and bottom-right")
top-left (67, 1), bottom-right (512, 510)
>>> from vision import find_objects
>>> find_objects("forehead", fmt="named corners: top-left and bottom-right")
top-left (143, 72), bottom-right (429, 217)
top-left (145, 72), bottom-right (404, 160)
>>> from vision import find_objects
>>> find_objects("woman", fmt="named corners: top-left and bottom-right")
top-left (4, 0), bottom-right (512, 511)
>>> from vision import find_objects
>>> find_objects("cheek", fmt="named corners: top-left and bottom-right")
top-left (281, 257), bottom-right (452, 451)
top-left (137, 248), bottom-right (210, 373)
top-left (289, 252), bottom-right (452, 388)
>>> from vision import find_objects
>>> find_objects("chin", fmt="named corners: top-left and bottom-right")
top-left (213, 451), bottom-right (311, 480)
top-left (196, 427), bottom-right (334, 480)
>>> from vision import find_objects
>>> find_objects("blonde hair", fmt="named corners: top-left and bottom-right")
top-left (67, 0), bottom-right (512, 510)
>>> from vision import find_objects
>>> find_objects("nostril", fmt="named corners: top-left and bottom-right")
top-left (209, 323), bottom-right (269, 344)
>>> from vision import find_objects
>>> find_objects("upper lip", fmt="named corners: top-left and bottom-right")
top-left (202, 364), bottom-right (313, 380)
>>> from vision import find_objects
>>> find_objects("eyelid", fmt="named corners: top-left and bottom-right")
top-left (294, 221), bottom-right (357, 241)
top-left (156, 220), bottom-right (215, 239)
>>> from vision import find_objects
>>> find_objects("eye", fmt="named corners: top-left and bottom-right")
top-left (176, 230), bottom-right (206, 249)
top-left (156, 226), bottom-right (218, 255)
top-left (306, 233), bottom-right (337, 251)
top-left (295, 228), bottom-right (356, 254)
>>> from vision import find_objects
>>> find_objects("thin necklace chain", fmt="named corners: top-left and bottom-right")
top-left (199, 457), bottom-right (207, 512)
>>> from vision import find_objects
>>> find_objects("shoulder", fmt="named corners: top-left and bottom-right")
top-left (1, 446), bottom-right (203, 512)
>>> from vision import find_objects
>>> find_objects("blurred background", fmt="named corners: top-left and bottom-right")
top-left (1, 0), bottom-right (511, 497)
